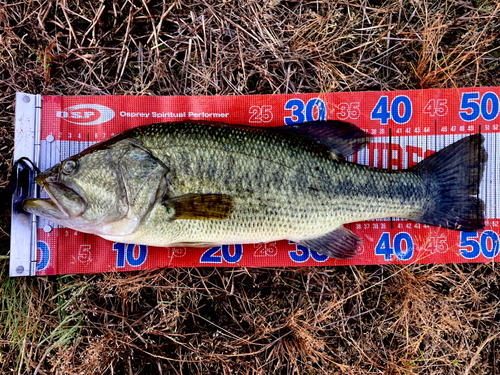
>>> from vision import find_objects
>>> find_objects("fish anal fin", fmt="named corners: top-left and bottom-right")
top-left (164, 193), bottom-right (233, 220)
top-left (297, 226), bottom-right (361, 259)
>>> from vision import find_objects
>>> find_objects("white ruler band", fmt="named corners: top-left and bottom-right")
top-left (10, 93), bottom-right (41, 277)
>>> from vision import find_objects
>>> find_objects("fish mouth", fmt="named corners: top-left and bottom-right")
top-left (23, 175), bottom-right (86, 220)
top-left (23, 197), bottom-right (69, 220)
top-left (43, 183), bottom-right (73, 218)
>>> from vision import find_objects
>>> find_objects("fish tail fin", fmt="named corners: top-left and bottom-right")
top-left (411, 134), bottom-right (487, 231)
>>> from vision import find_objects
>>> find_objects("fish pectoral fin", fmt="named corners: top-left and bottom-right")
top-left (297, 226), bottom-right (361, 260)
top-left (163, 193), bottom-right (234, 220)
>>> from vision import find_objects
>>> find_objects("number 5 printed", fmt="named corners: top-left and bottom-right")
top-left (78, 245), bottom-right (92, 264)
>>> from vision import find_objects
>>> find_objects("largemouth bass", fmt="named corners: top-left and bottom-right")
top-left (23, 120), bottom-right (487, 259)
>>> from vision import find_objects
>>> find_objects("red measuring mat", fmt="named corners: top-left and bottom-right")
top-left (34, 89), bottom-right (500, 275)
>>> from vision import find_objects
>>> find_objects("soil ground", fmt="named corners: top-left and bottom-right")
top-left (1, 1), bottom-right (499, 374)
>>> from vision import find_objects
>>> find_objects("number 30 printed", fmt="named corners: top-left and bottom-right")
top-left (284, 98), bottom-right (326, 124)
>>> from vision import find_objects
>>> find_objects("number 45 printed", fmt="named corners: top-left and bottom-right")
top-left (423, 99), bottom-right (448, 117)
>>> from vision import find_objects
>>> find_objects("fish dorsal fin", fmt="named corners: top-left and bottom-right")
top-left (296, 226), bottom-right (361, 259)
top-left (280, 120), bottom-right (371, 158)
top-left (163, 193), bottom-right (233, 220)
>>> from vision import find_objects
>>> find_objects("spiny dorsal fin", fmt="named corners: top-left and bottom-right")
top-left (280, 120), bottom-right (371, 158)
top-left (296, 226), bottom-right (361, 259)
top-left (163, 193), bottom-right (233, 220)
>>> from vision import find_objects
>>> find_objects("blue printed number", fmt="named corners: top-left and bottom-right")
top-left (460, 231), bottom-right (499, 259)
top-left (305, 98), bottom-right (326, 122)
top-left (392, 96), bottom-right (412, 124)
top-left (37, 241), bottom-right (50, 271)
top-left (371, 96), bottom-right (390, 125)
top-left (284, 99), bottom-right (305, 124)
top-left (375, 233), bottom-right (392, 260)
top-left (289, 244), bottom-right (309, 263)
top-left (481, 92), bottom-right (499, 121)
top-left (459, 92), bottom-right (499, 122)
top-left (460, 93), bottom-right (480, 121)
top-left (113, 243), bottom-right (148, 267)
top-left (288, 243), bottom-right (328, 263)
top-left (200, 245), bottom-right (243, 264)
top-left (481, 231), bottom-right (499, 258)
top-left (371, 95), bottom-right (412, 125)
top-left (284, 98), bottom-right (326, 125)
top-left (375, 232), bottom-right (414, 261)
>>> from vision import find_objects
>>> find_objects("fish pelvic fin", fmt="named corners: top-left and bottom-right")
top-left (163, 193), bottom-right (234, 220)
top-left (296, 226), bottom-right (361, 259)
top-left (280, 120), bottom-right (372, 158)
top-left (412, 134), bottom-right (487, 231)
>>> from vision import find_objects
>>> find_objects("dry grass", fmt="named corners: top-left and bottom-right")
top-left (1, 0), bottom-right (500, 373)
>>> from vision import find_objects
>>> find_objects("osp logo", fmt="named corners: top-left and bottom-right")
top-left (56, 104), bottom-right (115, 125)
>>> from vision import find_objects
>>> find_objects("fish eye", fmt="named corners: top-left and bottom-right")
top-left (61, 159), bottom-right (78, 175)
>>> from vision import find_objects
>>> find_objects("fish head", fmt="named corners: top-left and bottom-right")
top-left (23, 138), bottom-right (168, 236)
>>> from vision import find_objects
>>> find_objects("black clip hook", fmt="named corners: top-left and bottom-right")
top-left (1, 157), bottom-right (41, 210)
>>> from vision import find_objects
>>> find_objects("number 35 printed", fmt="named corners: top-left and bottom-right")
top-left (336, 102), bottom-right (361, 120)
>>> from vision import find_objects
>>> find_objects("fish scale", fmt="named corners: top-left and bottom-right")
top-left (24, 120), bottom-right (487, 259)
top-left (103, 122), bottom-right (432, 245)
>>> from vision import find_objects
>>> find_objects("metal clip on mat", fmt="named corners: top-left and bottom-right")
top-left (10, 93), bottom-right (41, 277)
